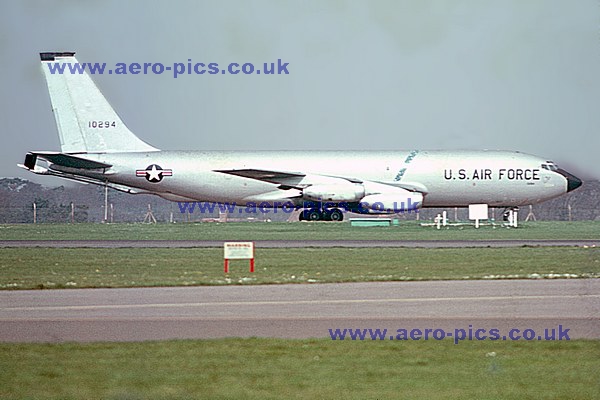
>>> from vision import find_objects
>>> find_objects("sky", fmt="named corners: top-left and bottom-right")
top-left (1, 0), bottom-right (599, 186)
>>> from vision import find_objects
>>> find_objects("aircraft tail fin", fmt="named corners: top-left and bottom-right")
top-left (39, 52), bottom-right (158, 153)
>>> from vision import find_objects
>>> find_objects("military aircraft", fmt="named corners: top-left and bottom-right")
top-left (20, 52), bottom-right (582, 221)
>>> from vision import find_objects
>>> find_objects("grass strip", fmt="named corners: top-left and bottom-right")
top-left (0, 338), bottom-right (598, 399)
top-left (1, 221), bottom-right (599, 241)
top-left (1, 247), bottom-right (598, 289)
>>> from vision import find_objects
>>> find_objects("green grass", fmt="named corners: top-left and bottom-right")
top-left (1, 247), bottom-right (598, 289)
top-left (1, 222), bottom-right (598, 289)
top-left (0, 220), bottom-right (599, 241)
top-left (0, 338), bottom-right (598, 399)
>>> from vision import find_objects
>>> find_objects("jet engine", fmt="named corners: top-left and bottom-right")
top-left (302, 183), bottom-right (365, 202)
top-left (359, 191), bottom-right (423, 213)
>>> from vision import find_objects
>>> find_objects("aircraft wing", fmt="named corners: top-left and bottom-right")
top-left (216, 168), bottom-right (427, 194)
top-left (215, 168), bottom-right (368, 188)
top-left (214, 168), bottom-right (307, 186)
top-left (376, 181), bottom-right (429, 194)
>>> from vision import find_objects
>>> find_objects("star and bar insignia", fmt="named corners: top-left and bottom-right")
top-left (135, 164), bottom-right (172, 183)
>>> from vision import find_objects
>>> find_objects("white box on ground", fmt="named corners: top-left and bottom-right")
top-left (468, 204), bottom-right (489, 220)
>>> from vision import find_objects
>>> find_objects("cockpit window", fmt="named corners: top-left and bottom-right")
top-left (541, 161), bottom-right (559, 171)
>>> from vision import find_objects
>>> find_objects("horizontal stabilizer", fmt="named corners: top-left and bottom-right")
top-left (25, 152), bottom-right (112, 170)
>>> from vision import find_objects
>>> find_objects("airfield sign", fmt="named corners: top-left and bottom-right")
top-left (224, 242), bottom-right (255, 273)
top-left (468, 204), bottom-right (489, 228)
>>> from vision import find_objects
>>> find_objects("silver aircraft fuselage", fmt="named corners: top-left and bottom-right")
top-left (49, 149), bottom-right (578, 208)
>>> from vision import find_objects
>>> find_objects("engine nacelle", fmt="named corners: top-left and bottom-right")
top-left (303, 183), bottom-right (365, 202)
top-left (359, 192), bottom-right (423, 213)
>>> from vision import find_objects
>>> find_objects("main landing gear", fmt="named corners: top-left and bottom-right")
top-left (298, 207), bottom-right (344, 222)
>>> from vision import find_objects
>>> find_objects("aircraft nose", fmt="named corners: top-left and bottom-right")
top-left (557, 169), bottom-right (582, 192)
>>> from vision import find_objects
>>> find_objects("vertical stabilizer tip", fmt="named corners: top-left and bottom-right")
top-left (40, 52), bottom-right (76, 61)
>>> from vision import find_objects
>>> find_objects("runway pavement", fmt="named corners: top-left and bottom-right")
top-left (0, 279), bottom-right (598, 342)
top-left (1, 239), bottom-right (599, 248)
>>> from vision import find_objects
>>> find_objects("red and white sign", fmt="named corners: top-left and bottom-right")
top-left (223, 242), bottom-right (255, 273)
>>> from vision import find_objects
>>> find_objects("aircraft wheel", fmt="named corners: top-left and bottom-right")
top-left (307, 210), bottom-right (322, 221)
top-left (330, 208), bottom-right (344, 222)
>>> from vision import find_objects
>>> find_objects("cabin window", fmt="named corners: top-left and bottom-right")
top-left (541, 161), bottom-right (558, 171)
